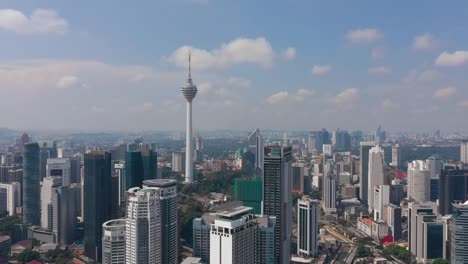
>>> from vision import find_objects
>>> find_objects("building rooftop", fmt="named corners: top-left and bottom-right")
top-left (216, 206), bottom-right (253, 218)
top-left (143, 179), bottom-right (177, 188)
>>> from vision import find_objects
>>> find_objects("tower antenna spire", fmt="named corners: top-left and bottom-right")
top-left (188, 49), bottom-right (192, 80)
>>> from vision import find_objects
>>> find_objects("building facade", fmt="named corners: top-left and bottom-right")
top-left (368, 146), bottom-right (385, 212)
top-left (23, 143), bottom-right (41, 225)
top-left (359, 142), bottom-right (374, 206)
top-left (248, 129), bottom-right (265, 175)
top-left (0, 182), bottom-right (20, 216)
top-left (450, 202), bottom-right (468, 264)
top-left (407, 160), bottom-right (430, 203)
top-left (297, 197), bottom-right (319, 257)
top-left (102, 219), bottom-right (126, 264)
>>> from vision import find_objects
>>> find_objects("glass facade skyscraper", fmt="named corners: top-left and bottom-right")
top-left (84, 151), bottom-right (112, 262)
top-left (23, 143), bottom-right (40, 226)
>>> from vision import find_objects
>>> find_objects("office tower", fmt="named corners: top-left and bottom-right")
top-left (102, 219), bottom-right (126, 264)
top-left (297, 197), bottom-right (319, 257)
top-left (323, 160), bottom-right (337, 214)
top-left (257, 215), bottom-right (276, 264)
top-left (84, 151), bottom-right (112, 262)
top-left (37, 140), bottom-right (58, 180)
top-left (194, 136), bottom-right (204, 163)
top-left (439, 166), bottom-right (468, 215)
top-left (114, 162), bottom-right (126, 206)
top-left (40, 176), bottom-right (62, 230)
top-left (125, 152), bottom-right (143, 189)
top-left (23, 142), bottom-right (40, 225)
top-left (359, 142), bottom-right (374, 206)
top-left (141, 149), bottom-right (157, 180)
top-left (389, 184), bottom-right (404, 205)
top-left (69, 156), bottom-right (81, 184)
top-left (172, 151), bottom-right (185, 173)
top-left (375, 125), bottom-right (387, 145)
top-left (241, 150), bottom-right (255, 176)
top-left (0, 182), bottom-right (20, 216)
top-left (209, 206), bottom-right (258, 264)
top-left (46, 158), bottom-right (70, 186)
top-left (461, 140), bottom-right (468, 163)
top-left (442, 214), bottom-right (452, 260)
top-left (181, 53), bottom-right (198, 183)
top-left (368, 146), bottom-right (385, 212)
top-left (391, 144), bottom-right (401, 168)
top-left (387, 204), bottom-right (402, 241)
top-left (263, 145), bottom-right (292, 264)
top-left (331, 129), bottom-right (351, 151)
top-left (20, 132), bottom-right (29, 146)
top-left (57, 147), bottom-right (74, 158)
top-left (408, 202), bottom-right (443, 263)
top-left (407, 160), bottom-right (430, 203)
top-left (52, 184), bottom-right (80, 245)
top-left (126, 186), bottom-right (162, 264)
top-left (308, 130), bottom-right (328, 155)
top-left (322, 144), bottom-right (332, 156)
top-left (248, 129), bottom-right (265, 174)
top-left (373, 185), bottom-right (390, 220)
top-left (193, 215), bottom-right (215, 264)
top-left (427, 156), bottom-right (442, 179)
top-left (234, 176), bottom-right (262, 214)
top-left (449, 202), bottom-right (468, 263)
top-left (292, 163), bottom-right (305, 193)
top-left (143, 179), bottom-right (178, 264)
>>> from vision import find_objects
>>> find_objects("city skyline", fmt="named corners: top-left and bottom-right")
top-left (0, 1), bottom-right (468, 131)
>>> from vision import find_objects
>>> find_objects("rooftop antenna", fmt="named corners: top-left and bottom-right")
top-left (188, 49), bottom-right (192, 80)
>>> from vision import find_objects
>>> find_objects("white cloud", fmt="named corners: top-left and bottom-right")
top-left (266, 91), bottom-right (289, 105)
top-left (372, 47), bottom-right (385, 59)
top-left (311, 65), bottom-right (331, 75)
top-left (197, 82), bottom-right (212, 94)
top-left (294, 89), bottom-right (315, 102)
top-left (330, 88), bottom-right (359, 111)
top-left (0, 9), bottom-right (68, 34)
top-left (413, 33), bottom-right (439, 50)
top-left (56, 75), bottom-right (80, 89)
top-left (404, 69), bottom-right (442, 83)
top-left (282, 47), bottom-right (296, 60)
top-left (381, 99), bottom-right (399, 111)
top-left (167, 37), bottom-right (275, 70)
top-left (346, 28), bottom-right (383, 44)
top-left (457, 100), bottom-right (468, 111)
top-left (435, 51), bottom-right (468, 67)
top-left (433, 87), bottom-right (456, 100)
top-left (368, 67), bottom-right (392, 75)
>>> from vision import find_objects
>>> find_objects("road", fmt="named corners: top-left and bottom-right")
top-left (323, 225), bottom-right (354, 243)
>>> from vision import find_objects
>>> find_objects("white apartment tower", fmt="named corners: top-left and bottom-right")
top-left (181, 52), bottom-right (198, 183)
top-left (368, 146), bottom-right (385, 212)
top-left (41, 176), bottom-right (62, 230)
top-left (391, 144), bottom-right (401, 168)
top-left (297, 197), bottom-right (319, 257)
top-left (461, 140), bottom-right (468, 163)
top-left (373, 185), bottom-right (390, 221)
top-left (209, 206), bottom-right (258, 264)
top-left (0, 182), bottom-right (21, 216)
top-left (407, 160), bottom-right (430, 203)
top-left (125, 187), bottom-right (162, 264)
top-left (248, 129), bottom-right (265, 174)
top-left (102, 219), bottom-right (126, 264)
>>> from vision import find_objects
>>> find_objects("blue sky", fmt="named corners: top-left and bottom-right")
top-left (1, 1), bottom-right (468, 132)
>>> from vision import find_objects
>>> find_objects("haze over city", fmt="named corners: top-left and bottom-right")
top-left (1, 1), bottom-right (468, 131)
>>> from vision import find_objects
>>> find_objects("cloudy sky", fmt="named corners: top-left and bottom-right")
top-left (1, 1), bottom-right (468, 132)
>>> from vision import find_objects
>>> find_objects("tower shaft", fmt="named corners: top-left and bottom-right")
top-left (185, 101), bottom-right (193, 183)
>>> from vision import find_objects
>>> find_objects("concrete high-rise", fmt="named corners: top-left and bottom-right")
top-left (209, 206), bottom-right (258, 264)
top-left (40, 176), bottom-right (62, 230)
top-left (125, 187), bottom-right (162, 264)
top-left (373, 185), bottom-right (390, 220)
top-left (297, 197), bottom-right (319, 257)
top-left (172, 151), bottom-right (185, 173)
top-left (52, 184), bottom-right (80, 245)
top-left (408, 202), bottom-right (443, 263)
top-left (461, 140), bottom-right (468, 163)
top-left (449, 201), bottom-right (468, 264)
top-left (102, 219), bottom-right (126, 264)
top-left (248, 129), bottom-right (264, 174)
top-left (0, 182), bottom-right (20, 216)
top-left (37, 140), bottom-right (58, 180)
top-left (391, 144), bottom-right (401, 168)
top-left (181, 52), bottom-right (197, 183)
top-left (308, 129), bottom-right (330, 155)
top-left (47, 158), bottom-right (71, 186)
top-left (407, 160), bottom-right (430, 203)
top-left (263, 145), bottom-right (292, 264)
top-left (359, 142), bottom-right (374, 206)
top-left (368, 146), bottom-right (385, 212)
top-left (84, 152), bottom-right (112, 262)
top-left (323, 160), bottom-right (337, 214)
top-left (387, 204), bottom-right (402, 241)
top-left (23, 142), bottom-right (41, 225)
top-left (143, 179), bottom-right (178, 264)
